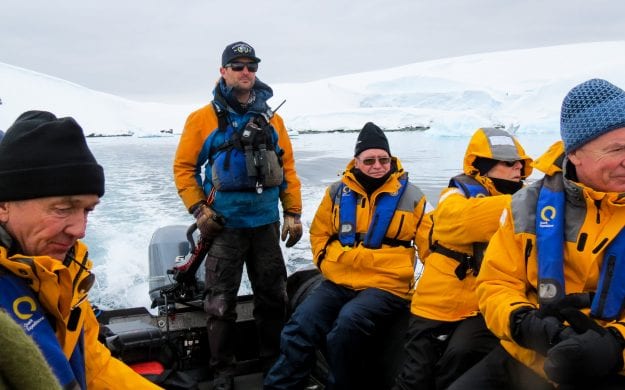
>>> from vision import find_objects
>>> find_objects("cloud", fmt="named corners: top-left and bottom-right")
top-left (3, 0), bottom-right (625, 102)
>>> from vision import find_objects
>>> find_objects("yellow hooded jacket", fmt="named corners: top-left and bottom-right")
top-left (477, 140), bottom-right (625, 378)
top-left (411, 127), bottom-right (533, 321)
top-left (309, 157), bottom-right (431, 300)
top-left (0, 241), bottom-right (162, 389)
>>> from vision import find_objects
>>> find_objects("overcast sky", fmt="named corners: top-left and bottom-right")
top-left (3, 0), bottom-right (625, 103)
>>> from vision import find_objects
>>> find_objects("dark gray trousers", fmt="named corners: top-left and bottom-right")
top-left (393, 314), bottom-right (498, 390)
top-left (203, 222), bottom-right (287, 377)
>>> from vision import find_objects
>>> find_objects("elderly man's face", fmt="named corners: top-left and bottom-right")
top-left (569, 127), bottom-right (625, 193)
top-left (354, 148), bottom-right (392, 179)
top-left (0, 195), bottom-right (99, 261)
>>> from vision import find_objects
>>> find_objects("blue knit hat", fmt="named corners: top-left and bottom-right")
top-left (560, 78), bottom-right (625, 153)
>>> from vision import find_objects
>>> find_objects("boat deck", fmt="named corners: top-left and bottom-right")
top-left (197, 372), bottom-right (263, 390)
top-left (99, 269), bottom-right (404, 389)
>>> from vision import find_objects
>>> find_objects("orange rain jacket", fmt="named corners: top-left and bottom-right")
top-left (173, 102), bottom-right (302, 219)
top-left (309, 157), bottom-right (431, 300)
top-left (411, 128), bottom-right (533, 321)
top-left (0, 241), bottom-right (162, 389)
top-left (477, 141), bottom-right (625, 378)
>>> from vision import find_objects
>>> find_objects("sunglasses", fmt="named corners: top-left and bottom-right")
top-left (500, 160), bottom-right (521, 167)
top-left (226, 62), bottom-right (258, 72)
top-left (360, 157), bottom-right (392, 166)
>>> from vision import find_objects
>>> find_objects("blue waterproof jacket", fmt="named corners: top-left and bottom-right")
top-left (174, 78), bottom-right (302, 228)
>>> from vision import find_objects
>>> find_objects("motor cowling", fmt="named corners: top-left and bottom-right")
top-left (148, 225), bottom-right (204, 302)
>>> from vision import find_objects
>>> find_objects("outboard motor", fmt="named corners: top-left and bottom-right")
top-left (148, 225), bottom-right (204, 302)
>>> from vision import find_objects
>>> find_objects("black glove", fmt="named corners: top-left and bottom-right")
top-left (544, 327), bottom-right (625, 384)
top-left (510, 307), bottom-right (571, 356)
top-left (192, 203), bottom-right (225, 240)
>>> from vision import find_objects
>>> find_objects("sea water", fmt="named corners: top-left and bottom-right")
top-left (85, 130), bottom-right (559, 309)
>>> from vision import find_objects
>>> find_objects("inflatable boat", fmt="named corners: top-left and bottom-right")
top-left (96, 224), bottom-right (409, 389)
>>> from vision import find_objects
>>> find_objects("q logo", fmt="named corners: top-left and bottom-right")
top-left (539, 206), bottom-right (557, 228)
top-left (13, 296), bottom-right (37, 320)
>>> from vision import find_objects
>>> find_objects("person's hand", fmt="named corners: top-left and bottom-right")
top-left (544, 328), bottom-right (625, 384)
top-left (281, 214), bottom-right (302, 248)
top-left (192, 203), bottom-right (225, 240)
top-left (510, 307), bottom-right (570, 356)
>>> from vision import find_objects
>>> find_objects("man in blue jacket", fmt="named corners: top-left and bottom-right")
top-left (173, 41), bottom-right (303, 390)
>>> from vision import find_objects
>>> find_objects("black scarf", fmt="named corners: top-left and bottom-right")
top-left (490, 177), bottom-right (523, 195)
top-left (352, 165), bottom-right (396, 195)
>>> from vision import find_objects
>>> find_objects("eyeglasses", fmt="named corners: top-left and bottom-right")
top-left (226, 62), bottom-right (258, 72)
top-left (500, 160), bottom-right (521, 167)
top-left (360, 157), bottom-right (392, 166)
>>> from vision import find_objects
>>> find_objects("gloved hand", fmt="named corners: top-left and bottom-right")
top-left (192, 202), bottom-right (225, 240)
top-left (544, 327), bottom-right (625, 384)
top-left (281, 214), bottom-right (302, 248)
top-left (510, 307), bottom-right (571, 356)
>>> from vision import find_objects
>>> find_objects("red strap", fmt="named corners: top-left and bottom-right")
top-left (206, 187), bottom-right (217, 206)
top-left (129, 361), bottom-right (165, 375)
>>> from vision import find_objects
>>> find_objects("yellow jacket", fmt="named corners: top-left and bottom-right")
top-left (411, 127), bottom-right (533, 321)
top-left (0, 241), bottom-right (162, 389)
top-left (477, 141), bottom-right (625, 378)
top-left (309, 158), bottom-right (431, 300)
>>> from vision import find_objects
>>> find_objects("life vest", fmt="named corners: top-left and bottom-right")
top-left (448, 174), bottom-right (490, 198)
top-left (0, 270), bottom-right (86, 389)
top-left (536, 174), bottom-right (625, 320)
top-left (336, 174), bottom-right (409, 249)
top-left (209, 103), bottom-right (284, 193)
top-left (431, 174), bottom-right (489, 280)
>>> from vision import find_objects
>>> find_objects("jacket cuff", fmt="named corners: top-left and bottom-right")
top-left (189, 200), bottom-right (207, 215)
top-left (509, 306), bottom-right (535, 343)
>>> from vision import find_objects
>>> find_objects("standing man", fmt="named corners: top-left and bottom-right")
top-left (173, 41), bottom-right (302, 390)
top-left (0, 110), bottom-right (162, 389)
top-left (450, 79), bottom-right (625, 390)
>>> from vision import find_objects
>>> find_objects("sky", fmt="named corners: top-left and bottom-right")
top-left (3, 0), bottom-right (625, 104)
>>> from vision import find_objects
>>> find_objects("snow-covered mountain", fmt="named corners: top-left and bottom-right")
top-left (2, 41), bottom-right (625, 136)
top-left (0, 62), bottom-right (193, 136)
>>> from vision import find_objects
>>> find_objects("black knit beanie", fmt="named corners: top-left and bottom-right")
top-left (354, 122), bottom-right (390, 156)
top-left (0, 111), bottom-right (105, 201)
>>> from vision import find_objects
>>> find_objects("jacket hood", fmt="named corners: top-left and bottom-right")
top-left (532, 140), bottom-right (565, 176)
top-left (463, 127), bottom-right (533, 179)
top-left (213, 77), bottom-right (274, 115)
